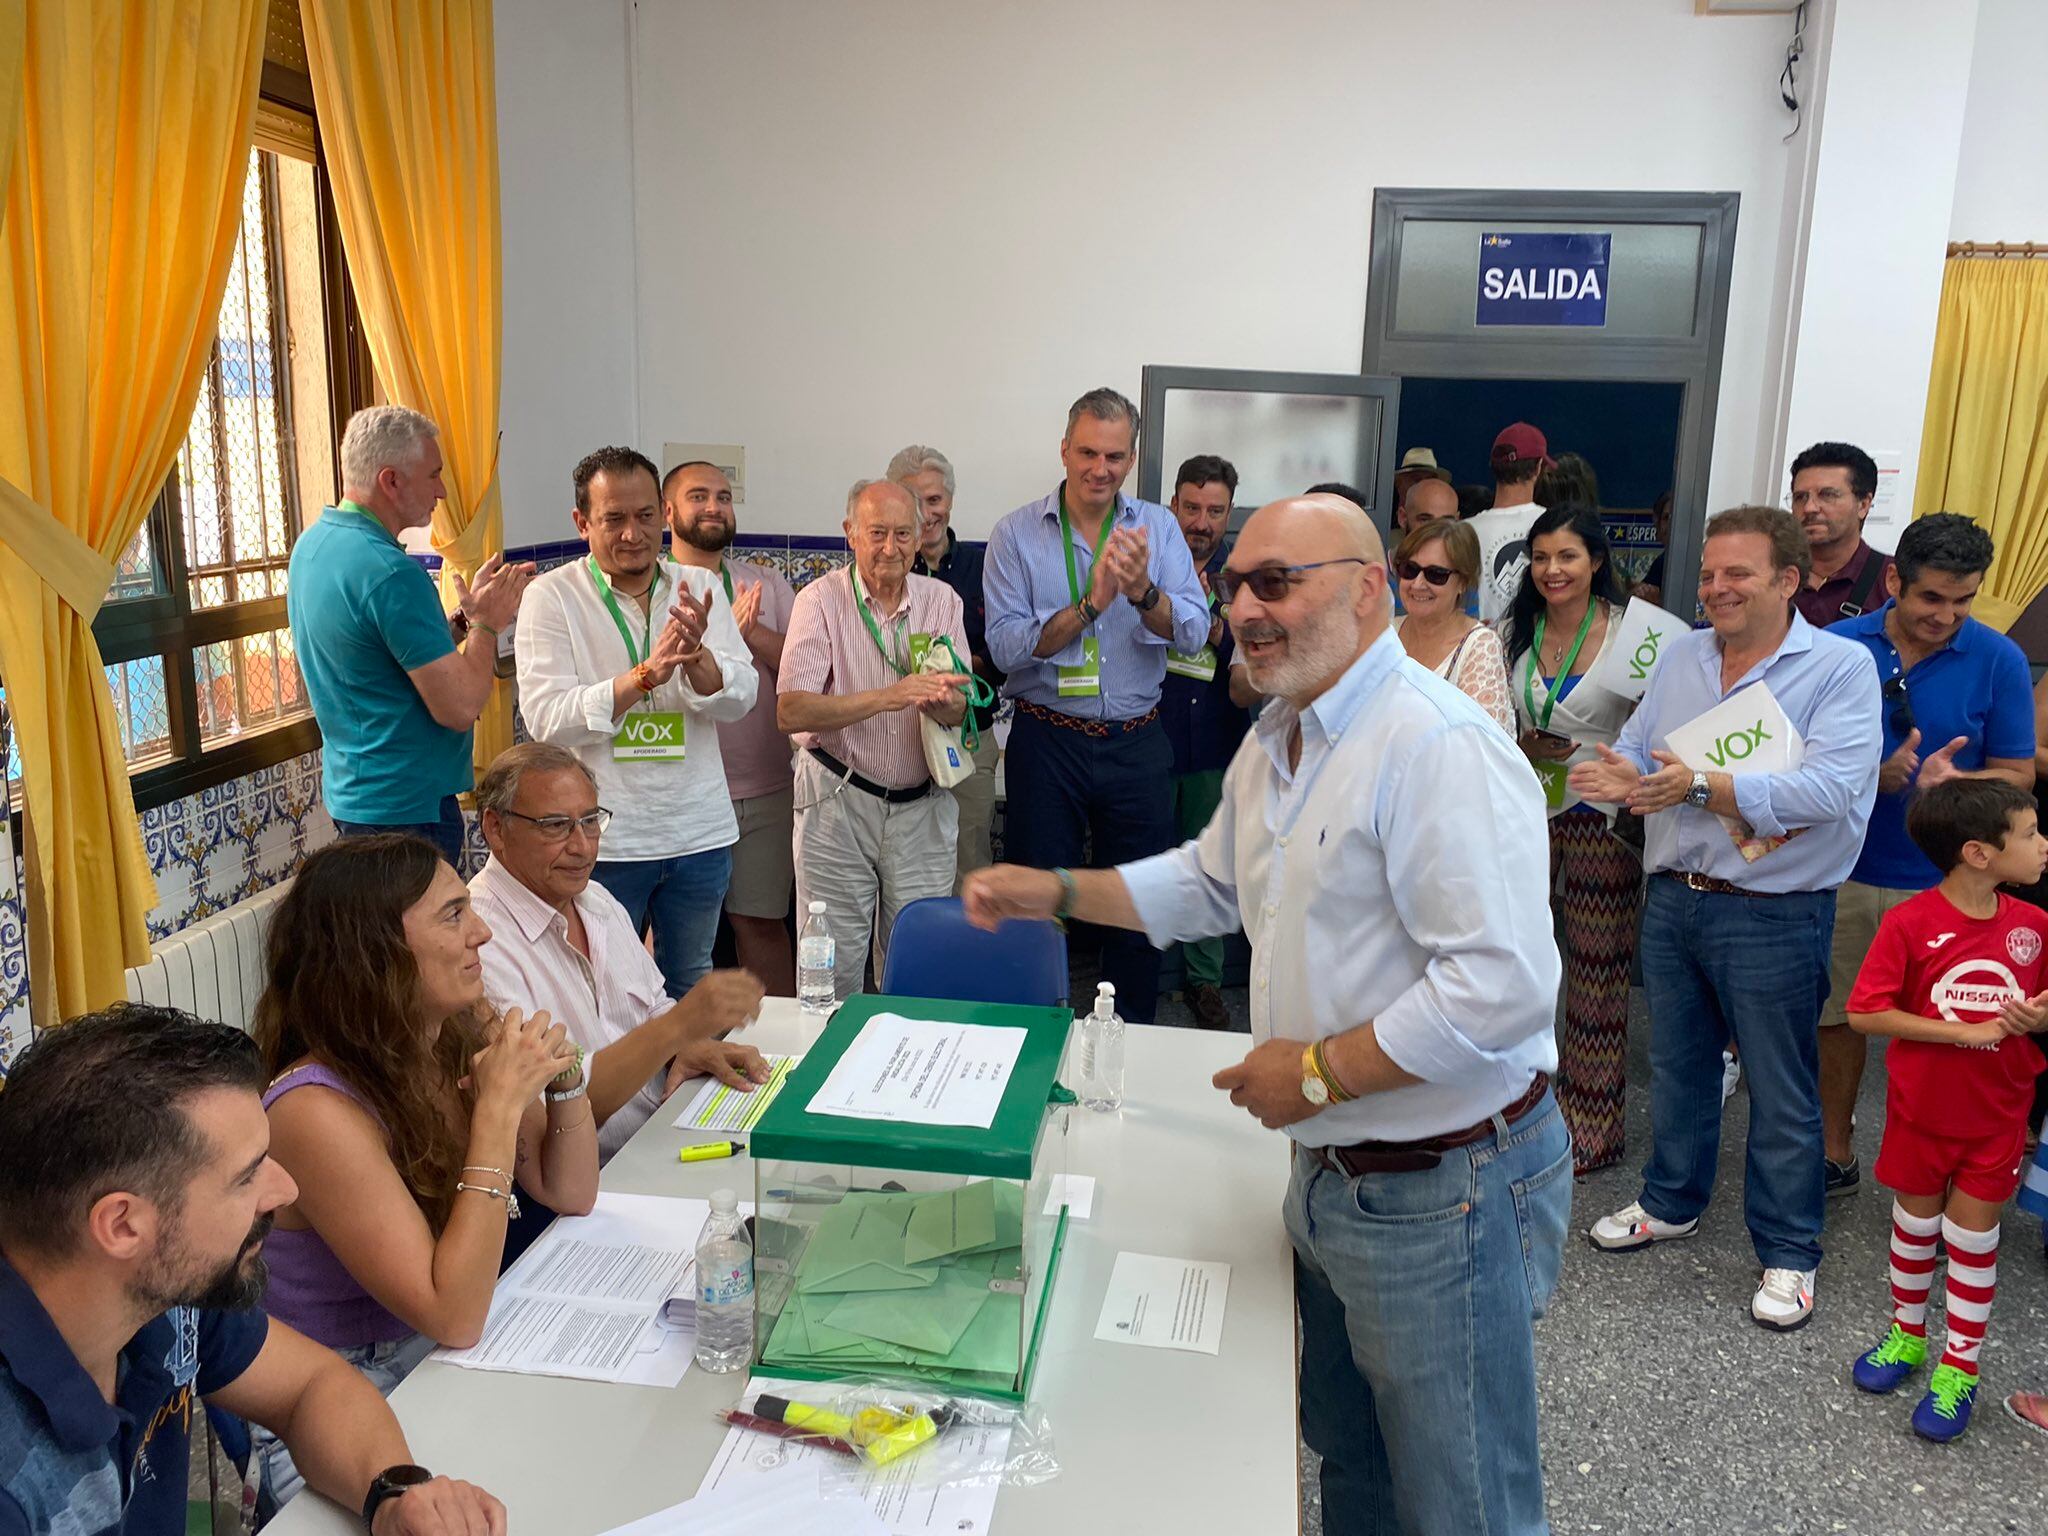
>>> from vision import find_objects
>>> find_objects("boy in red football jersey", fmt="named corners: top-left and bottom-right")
top-left (1846, 778), bottom-right (2048, 1441)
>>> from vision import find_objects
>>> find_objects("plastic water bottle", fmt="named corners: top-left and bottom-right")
top-left (693, 1188), bottom-right (754, 1373)
top-left (1077, 981), bottom-right (1125, 1112)
top-left (798, 900), bottom-right (837, 1014)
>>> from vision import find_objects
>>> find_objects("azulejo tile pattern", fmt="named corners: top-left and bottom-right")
top-left (0, 534), bottom-right (887, 1058)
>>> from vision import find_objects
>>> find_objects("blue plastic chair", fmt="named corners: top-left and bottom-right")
top-left (882, 897), bottom-right (1069, 1008)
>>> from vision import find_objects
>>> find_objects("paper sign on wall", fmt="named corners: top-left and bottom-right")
top-left (1477, 232), bottom-right (1611, 327)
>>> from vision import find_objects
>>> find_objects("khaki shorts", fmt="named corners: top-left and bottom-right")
top-left (1821, 879), bottom-right (1916, 1028)
top-left (726, 786), bottom-right (795, 919)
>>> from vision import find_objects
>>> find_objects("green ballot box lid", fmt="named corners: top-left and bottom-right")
top-left (750, 994), bottom-right (1076, 1178)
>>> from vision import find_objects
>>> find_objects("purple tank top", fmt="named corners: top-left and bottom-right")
top-left (261, 1063), bottom-right (416, 1350)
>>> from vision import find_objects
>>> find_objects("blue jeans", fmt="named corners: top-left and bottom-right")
top-left (1636, 877), bottom-right (1835, 1270)
top-left (334, 793), bottom-right (467, 870)
top-left (253, 1332), bottom-right (433, 1519)
top-left (1288, 1091), bottom-right (1572, 1536)
top-left (592, 845), bottom-right (734, 999)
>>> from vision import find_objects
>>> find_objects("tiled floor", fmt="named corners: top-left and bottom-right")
top-left (1156, 980), bottom-right (2048, 1536)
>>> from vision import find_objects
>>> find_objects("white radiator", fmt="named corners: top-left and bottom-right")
top-left (123, 882), bottom-right (291, 1034)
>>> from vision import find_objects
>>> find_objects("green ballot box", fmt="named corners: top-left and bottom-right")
top-left (748, 994), bottom-right (1076, 1401)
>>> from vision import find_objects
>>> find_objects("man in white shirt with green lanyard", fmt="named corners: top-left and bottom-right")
top-left (515, 446), bottom-right (757, 999)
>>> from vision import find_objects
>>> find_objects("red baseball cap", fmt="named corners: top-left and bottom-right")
top-left (1491, 422), bottom-right (1550, 468)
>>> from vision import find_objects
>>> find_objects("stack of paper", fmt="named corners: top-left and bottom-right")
top-left (761, 1181), bottom-right (1027, 1387)
top-left (673, 1054), bottom-right (798, 1138)
top-left (436, 1192), bottom-right (714, 1387)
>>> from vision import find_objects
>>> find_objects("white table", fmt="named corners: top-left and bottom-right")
top-left (268, 1000), bottom-right (1296, 1534)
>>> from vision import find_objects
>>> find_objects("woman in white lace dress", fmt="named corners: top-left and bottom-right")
top-left (1392, 517), bottom-right (1514, 734)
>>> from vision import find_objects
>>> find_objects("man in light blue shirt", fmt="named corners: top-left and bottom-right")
top-left (982, 387), bottom-right (1207, 1021)
top-left (966, 496), bottom-right (1568, 1536)
top-left (1573, 504), bottom-right (1880, 1333)
top-left (288, 406), bottom-right (531, 866)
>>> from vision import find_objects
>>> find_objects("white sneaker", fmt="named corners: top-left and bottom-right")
top-left (1752, 1267), bottom-right (1816, 1331)
top-left (1721, 1050), bottom-right (1741, 1103)
top-left (1588, 1200), bottom-right (1701, 1251)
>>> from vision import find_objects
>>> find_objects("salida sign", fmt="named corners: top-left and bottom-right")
top-left (1476, 232), bottom-right (1611, 327)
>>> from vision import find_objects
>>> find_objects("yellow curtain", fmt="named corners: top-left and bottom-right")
top-left (300, 0), bottom-right (511, 775)
top-left (1915, 257), bottom-right (2048, 632)
top-left (0, 0), bottom-right (265, 1022)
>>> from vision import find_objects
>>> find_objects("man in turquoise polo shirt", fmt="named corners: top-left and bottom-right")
top-left (287, 406), bottom-right (532, 867)
top-left (1818, 512), bottom-right (2036, 1192)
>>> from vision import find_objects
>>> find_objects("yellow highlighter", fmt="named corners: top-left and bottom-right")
top-left (753, 1395), bottom-right (956, 1467)
top-left (677, 1139), bottom-right (743, 1164)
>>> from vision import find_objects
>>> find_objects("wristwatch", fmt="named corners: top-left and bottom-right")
top-left (1300, 1044), bottom-right (1330, 1107)
top-left (1078, 596), bottom-right (1100, 624)
top-left (1136, 583), bottom-right (1162, 612)
top-left (1683, 770), bottom-right (1711, 809)
top-left (363, 1464), bottom-right (433, 1529)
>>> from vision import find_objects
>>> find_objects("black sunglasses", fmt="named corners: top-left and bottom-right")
top-left (1882, 674), bottom-right (1915, 739)
top-left (1216, 558), bottom-right (1369, 605)
top-left (1395, 560), bottom-right (1457, 588)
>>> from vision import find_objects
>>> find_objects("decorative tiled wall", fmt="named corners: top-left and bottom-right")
top-left (0, 533), bottom-right (869, 1060)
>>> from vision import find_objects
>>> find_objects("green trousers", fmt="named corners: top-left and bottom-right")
top-left (1172, 768), bottom-right (1227, 987)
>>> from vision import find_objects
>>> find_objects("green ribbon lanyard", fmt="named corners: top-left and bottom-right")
top-left (589, 556), bottom-right (661, 669)
top-left (1059, 489), bottom-right (1117, 607)
top-left (718, 560), bottom-right (735, 603)
top-left (851, 568), bottom-right (911, 676)
top-left (1522, 603), bottom-right (1597, 731)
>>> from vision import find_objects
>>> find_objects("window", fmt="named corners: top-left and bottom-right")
top-left (46, 133), bottom-right (350, 808)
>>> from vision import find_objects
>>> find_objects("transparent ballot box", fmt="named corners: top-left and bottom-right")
top-left (749, 994), bottom-right (1075, 1401)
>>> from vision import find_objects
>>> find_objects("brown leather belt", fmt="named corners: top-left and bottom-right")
top-left (1305, 1072), bottom-right (1551, 1175)
top-left (1016, 698), bottom-right (1159, 738)
top-left (1656, 869), bottom-right (1789, 899)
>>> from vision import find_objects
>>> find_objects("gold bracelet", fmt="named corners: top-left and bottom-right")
top-left (1310, 1039), bottom-right (1356, 1104)
top-left (549, 1107), bottom-right (593, 1135)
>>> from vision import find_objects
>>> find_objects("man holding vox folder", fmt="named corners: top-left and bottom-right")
top-left (1572, 505), bottom-right (1880, 1333)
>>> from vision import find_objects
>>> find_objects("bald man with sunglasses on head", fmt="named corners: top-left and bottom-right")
top-left (966, 495), bottom-right (1567, 1536)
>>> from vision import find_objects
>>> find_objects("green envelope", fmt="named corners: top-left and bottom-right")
top-left (823, 1266), bottom-right (993, 1355)
top-left (794, 1191), bottom-right (938, 1295)
top-left (902, 1180), bottom-right (1026, 1265)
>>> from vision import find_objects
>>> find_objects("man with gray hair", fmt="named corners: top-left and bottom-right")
top-left (983, 387), bottom-right (1208, 1021)
top-left (287, 405), bottom-right (534, 865)
top-left (778, 479), bottom-right (971, 999)
top-left (891, 443), bottom-right (1005, 876)
top-left (469, 741), bottom-right (768, 1162)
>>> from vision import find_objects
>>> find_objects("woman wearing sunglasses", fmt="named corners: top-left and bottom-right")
top-left (1505, 502), bottom-right (1641, 1175)
top-left (1391, 517), bottom-right (1513, 734)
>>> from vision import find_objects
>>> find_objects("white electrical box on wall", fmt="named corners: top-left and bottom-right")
top-left (662, 442), bottom-right (746, 504)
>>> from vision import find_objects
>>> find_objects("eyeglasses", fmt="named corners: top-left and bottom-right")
top-left (1395, 560), bottom-right (1456, 588)
top-left (497, 807), bottom-right (613, 841)
top-left (1882, 674), bottom-right (1915, 739)
top-left (1215, 558), bottom-right (1369, 605)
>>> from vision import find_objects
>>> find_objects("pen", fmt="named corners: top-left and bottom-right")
top-left (678, 1140), bottom-right (744, 1163)
top-left (719, 1409), bottom-right (860, 1457)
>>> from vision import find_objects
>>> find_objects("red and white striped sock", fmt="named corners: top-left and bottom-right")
top-left (1938, 1218), bottom-right (2000, 1375)
top-left (1889, 1203), bottom-right (1942, 1338)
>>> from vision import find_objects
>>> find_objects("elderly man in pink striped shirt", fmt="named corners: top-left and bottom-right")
top-left (470, 742), bottom-right (768, 1161)
top-left (777, 479), bottom-right (972, 999)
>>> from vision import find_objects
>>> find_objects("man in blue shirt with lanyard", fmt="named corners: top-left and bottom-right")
top-left (1816, 513), bottom-right (2036, 1190)
top-left (984, 388), bottom-right (1208, 1022)
top-left (288, 406), bottom-right (533, 868)
top-left (1573, 505), bottom-right (1881, 1332)
top-left (1161, 454), bottom-right (1255, 1029)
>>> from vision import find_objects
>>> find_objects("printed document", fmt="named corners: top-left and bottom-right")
top-left (598, 1475), bottom-right (889, 1535)
top-left (1094, 1251), bottom-right (1231, 1355)
top-left (675, 1054), bottom-right (797, 1137)
top-left (806, 1014), bottom-right (1026, 1130)
top-left (436, 1192), bottom-right (712, 1386)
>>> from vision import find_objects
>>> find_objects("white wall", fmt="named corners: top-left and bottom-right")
top-left (1774, 0), bottom-right (1979, 548)
top-left (1950, 0), bottom-right (2048, 243)
top-left (495, 0), bottom-right (640, 547)
top-left (620, 0), bottom-right (1801, 538)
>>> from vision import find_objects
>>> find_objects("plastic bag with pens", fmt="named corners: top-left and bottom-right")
top-left (717, 1375), bottom-right (1059, 1491)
